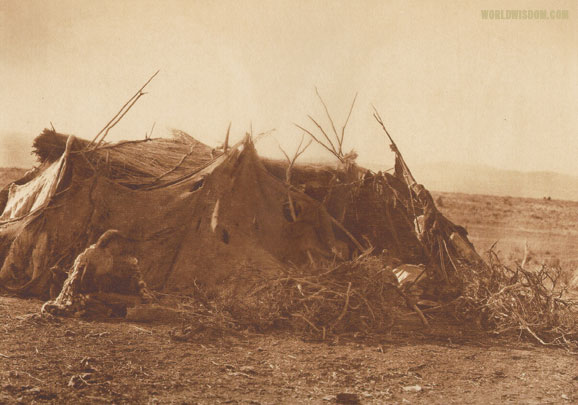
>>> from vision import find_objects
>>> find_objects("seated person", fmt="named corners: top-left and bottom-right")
top-left (42, 230), bottom-right (153, 318)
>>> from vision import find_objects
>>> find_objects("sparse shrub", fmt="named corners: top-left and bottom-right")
top-left (450, 249), bottom-right (577, 349)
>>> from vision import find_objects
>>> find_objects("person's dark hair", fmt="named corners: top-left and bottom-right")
top-left (95, 229), bottom-right (122, 248)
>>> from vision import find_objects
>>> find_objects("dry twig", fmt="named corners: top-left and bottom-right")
top-left (87, 70), bottom-right (160, 150)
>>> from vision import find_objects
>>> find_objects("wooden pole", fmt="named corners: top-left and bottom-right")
top-left (372, 106), bottom-right (417, 185)
top-left (224, 122), bottom-right (231, 153)
top-left (87, 70), bottom-right (160, 150)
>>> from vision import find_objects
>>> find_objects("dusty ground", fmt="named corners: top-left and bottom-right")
top-left (1, 189), bottom-right (577, 404)
top-left (1, 296), bottom-right (576, 405)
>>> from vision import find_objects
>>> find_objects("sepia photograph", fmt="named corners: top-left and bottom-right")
top-left (0, 1), bottom-right (576, 403)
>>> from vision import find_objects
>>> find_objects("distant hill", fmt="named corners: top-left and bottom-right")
top-left (0, 132), bottom-right (37, 169)
top-left (411, 162), bottom-right (578, 201)
top-left (361, 161), bottom-right (578, 201)
top-left (0, 167), bottom-right (27, 189)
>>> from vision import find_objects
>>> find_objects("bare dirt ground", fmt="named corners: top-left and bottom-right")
top-left (1, 191), bottom-right (577, 404)
top-left (1, 297), bottom-right (576, 405)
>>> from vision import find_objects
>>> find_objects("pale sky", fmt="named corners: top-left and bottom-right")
top-left (1, 0), bottom-right (577, 176)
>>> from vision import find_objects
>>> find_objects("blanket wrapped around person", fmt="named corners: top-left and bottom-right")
top-left (42, 230), bottom-right (153, 318)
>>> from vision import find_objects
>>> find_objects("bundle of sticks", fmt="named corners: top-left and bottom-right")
top-left (201, 255), bottom-right (419, 337)
top-left (452, 248), bottom-right (577, 348)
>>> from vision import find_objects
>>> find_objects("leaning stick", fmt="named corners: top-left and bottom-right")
top-left (384, 201), bottom-right (403, 256)
top-left (442, 239), bottom-right (459, 273)
top-left (292, 313), bottom-right (321, 332)
top-left (329, 216), bottom-right (365, 253)
top-left (92, 94), bottom-right (146, 150)
top-left (411, 302), bottom-right (430, 328)
top-left (224, 122), bottom-right (231, 153)
top-left (146, 122), bottom-right (156, 139)
top-left (395, 286), bottom-right (430, 328)
top-left (372, 106), bottom-right (423, 236)
top-left (437, 236), bottom-right (450, 283)
top-left (276, 171), bottom-right (366, 254)
top-left (331, 282), bottom-right (352, 329)
top-left (87, 70), bottom-right (160, 150)
top-left (372, 106), bottom-right (417, 185)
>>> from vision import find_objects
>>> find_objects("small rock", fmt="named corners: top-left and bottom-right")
top-left (402, 385), bottom-right (422, 392)
top-left (322, 395), bottom-right (334, 401)
top-left (561, 394), bottom-right (569, 400)
top-left (239, 366), bottom-right (256, 374)
top-left (336, 392), bottom-right (360, 404)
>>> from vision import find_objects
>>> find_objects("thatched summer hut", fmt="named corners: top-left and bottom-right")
top-left (0, 127), bottom-right (480, 304)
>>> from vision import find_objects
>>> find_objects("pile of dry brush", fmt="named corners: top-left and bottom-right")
top-left (190, 255), bottom-right (408, 338)
top-left (178, 250), bottom-right (577, 350)
top-left (450, 249), bottom-right (577, 349)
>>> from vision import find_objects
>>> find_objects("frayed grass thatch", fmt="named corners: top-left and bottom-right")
top-left (32, 129), bottom-right (218, 189)
top-left (32, 130), bottom-right (89, 163)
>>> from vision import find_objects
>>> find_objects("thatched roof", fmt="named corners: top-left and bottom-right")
top-left (33, 129), bottom-right (220, 189)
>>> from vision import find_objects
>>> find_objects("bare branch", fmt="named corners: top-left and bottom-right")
top-left (278, 146), bottom-right (291, 163)
top-left (294, 123), bottom-right (344, 163)
top-left (278, 146), bottom-right (297, 221)
top-left (278, 135), bottom-right (313, 223)
top-left (279, 134), bottom-right (313, 175)
top-left (307, 115), bottom-right (338, 155)
top-left (340, 92), bottom-right (358, 153)
top-left (146, 122), bottom-right (156, 140)
top-left (294, 138), bottom-right (313, 163)
top-left (315, 87), bottom-right (339, 142)
top-left (295, 133), bottom-right (305, 156)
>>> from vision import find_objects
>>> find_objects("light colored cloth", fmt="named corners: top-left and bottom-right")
top-left (41, 235), bottom-right (151, 318)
